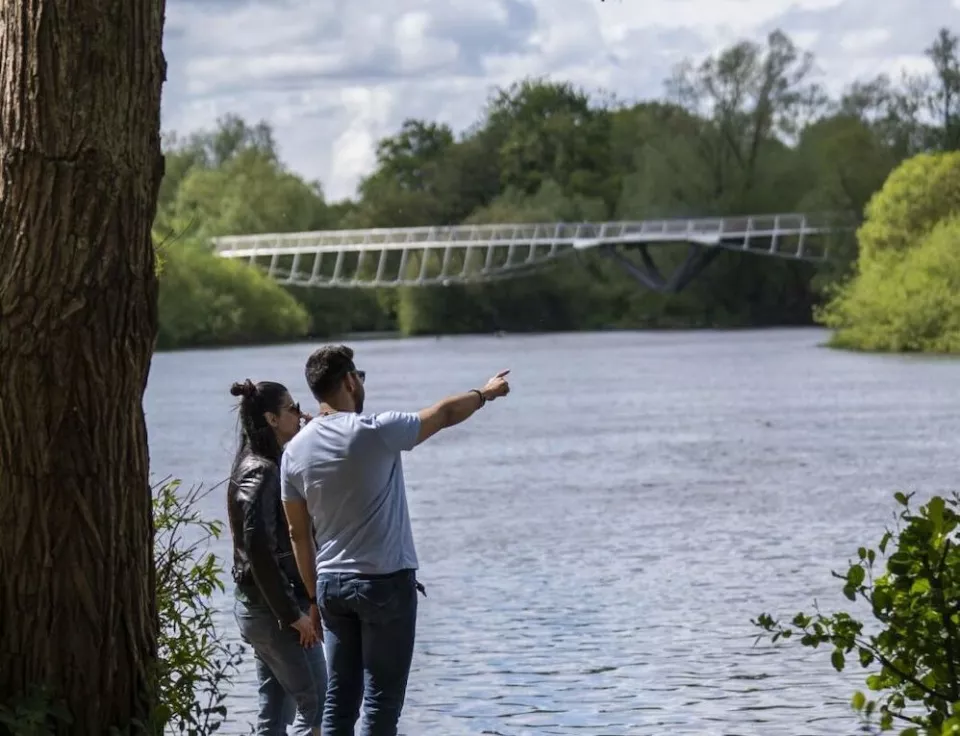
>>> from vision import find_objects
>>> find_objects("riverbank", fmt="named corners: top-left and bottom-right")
top-left (152, 323), bottom-right (831, 354)
top-left (153, 329), bottom-right (403, 354)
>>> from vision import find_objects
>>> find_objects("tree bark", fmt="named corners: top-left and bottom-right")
top-left (0, 0), bottom-right (166, 732)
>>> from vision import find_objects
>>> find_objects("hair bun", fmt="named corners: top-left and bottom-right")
top-left (229, 379), bottom-right (257, 398)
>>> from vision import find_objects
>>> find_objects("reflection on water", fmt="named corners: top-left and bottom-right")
top-left (145, 328), bottom-right (959, 735)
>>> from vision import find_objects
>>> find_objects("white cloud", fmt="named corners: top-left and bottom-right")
top-left (329, 86), bottom-right (396, 189)
top-left (840, 28), bottom-right (891, 53)
top-left (161, 0), bottom-right (960, 201)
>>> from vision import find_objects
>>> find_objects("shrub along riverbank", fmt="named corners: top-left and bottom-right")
top-left (156, 241), bottom-right (310, 350)
top-left (156, 27), bottom-right (960, 353)
top-left (817, 151), bottom-right (960, 352)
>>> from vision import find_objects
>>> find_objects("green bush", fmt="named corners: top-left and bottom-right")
top-left (856, 151), bottom-right (960, 264)
top-left (816, 150), bottom-right (960, 353)
top-left (818, 216), bottom-right (960, 352)
top-left (151, 480), bottom-right (243, 734)
top-left (157, 241), bottom-right (309, 350)
top-left (754, 492), bottom-right (960, 736)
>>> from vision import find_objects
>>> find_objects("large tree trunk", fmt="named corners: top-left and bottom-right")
top-left (0, 0), bottom-right (167, 731)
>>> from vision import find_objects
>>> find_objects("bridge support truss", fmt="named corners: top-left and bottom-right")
top-left (596, 243), bottom-right (725, 294)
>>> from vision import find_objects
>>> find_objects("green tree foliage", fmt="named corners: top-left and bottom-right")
top-left (157, 240), bottom-right (310, 350)
top-left (345, 119), bottom-right (460, 228)
top-left (815, 150), bottom-right (960, 352)
top-left (155, 116), bottom-right (394, 347)
top-left (664, 29), bottom-right (828, 212)
top-left (152, 481), bottom-right (242, 734)
top-left (926, 29), bottom-right (960, 150)
top-left (156, 115), bottom-right (334, 242)
top-left (753, 492), bottom-right (960, 736)
top-left (151, 27), bottom-right (960, 351)
top-left (817, 216), bottom-right (960, 352)
top-left (485, 79), bottom-right (615, 203)
top-left (855, 151), bottom-right (960, 262)
top-left (165, 149), bottom-right (333, 241)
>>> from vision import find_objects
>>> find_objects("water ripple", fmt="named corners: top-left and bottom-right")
top-left (144, 329), bottom-right (960, 735)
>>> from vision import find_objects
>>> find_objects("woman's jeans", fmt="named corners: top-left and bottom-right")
top-left (234, 589), bottom-right (327, 735)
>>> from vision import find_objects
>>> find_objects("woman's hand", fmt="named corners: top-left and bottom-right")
top-left (291, 613), bottom-right (320, 647)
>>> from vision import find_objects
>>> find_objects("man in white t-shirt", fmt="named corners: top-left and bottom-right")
top-left (281, 344), bottom-right (510, 736)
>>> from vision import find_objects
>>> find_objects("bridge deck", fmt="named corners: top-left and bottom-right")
top-left (212, 213), bottom-right (839, 289)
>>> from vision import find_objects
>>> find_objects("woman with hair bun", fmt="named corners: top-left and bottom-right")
top-left (226, 378), bottom-right (325, 735)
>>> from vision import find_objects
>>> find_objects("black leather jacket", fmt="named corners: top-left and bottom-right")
top-left (227, 453), bottom-right (305, 627)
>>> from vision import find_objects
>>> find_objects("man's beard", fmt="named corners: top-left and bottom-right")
top-left (353, 386), bottom-right (365, 414)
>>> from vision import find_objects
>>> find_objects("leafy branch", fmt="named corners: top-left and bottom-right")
top-left (752, 491), bottom-right (960, 735)
top-left (150, 478), bottom-right (243, 735)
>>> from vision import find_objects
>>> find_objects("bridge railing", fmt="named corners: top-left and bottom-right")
top-left (209, 212), bottom-right (850, 288)
top-left (210, 212), bottom-right (845, 252)
top-left (212, 222), bottom-right (593, 252)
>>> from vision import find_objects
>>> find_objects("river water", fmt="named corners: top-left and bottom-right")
top-left (144, 328), bottom-right (960, 735)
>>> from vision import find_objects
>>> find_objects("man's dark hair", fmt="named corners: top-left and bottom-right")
top-left (305, 344), bottom-right (355, 401)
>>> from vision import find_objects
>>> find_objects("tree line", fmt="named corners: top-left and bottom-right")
top-left (153, 27), bottom-right (960, 350)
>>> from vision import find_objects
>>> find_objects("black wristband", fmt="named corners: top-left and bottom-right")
top-left (307, 595), bottom-right (317, 606)
top-left (470, 388), bottom-right (486, 407)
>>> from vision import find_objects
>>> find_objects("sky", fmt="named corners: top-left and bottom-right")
top-left (161, 0), bottom-right (960, 202)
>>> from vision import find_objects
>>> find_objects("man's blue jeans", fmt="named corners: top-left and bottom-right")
top-left (317, 569), bottom-right (418, 736)
top-left (234, 590), bottom-right (327, 735)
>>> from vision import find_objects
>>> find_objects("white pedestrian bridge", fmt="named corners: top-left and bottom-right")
top-left (212, 212), bottom-right (848, 294)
